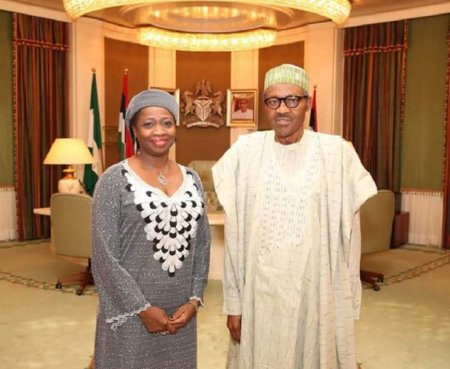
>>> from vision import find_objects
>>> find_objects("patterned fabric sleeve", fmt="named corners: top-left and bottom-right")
top-left (342, 141), bottom-right (377, 319)
top-left (348, 211), bottom-right (362, 319)
top-left (91, 165), bottom-right (150, 330)
top-left (186, 169), bottom-right (211, 305)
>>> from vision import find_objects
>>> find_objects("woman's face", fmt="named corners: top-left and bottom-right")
top-left (132, 106), bottom-right (176, 157)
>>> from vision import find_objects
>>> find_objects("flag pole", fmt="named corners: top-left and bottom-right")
top-left (91, 67), bottom-right (104, 170)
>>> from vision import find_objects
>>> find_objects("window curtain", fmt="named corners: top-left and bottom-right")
top-left (13, 13), bottom-right (69, 241)
top-left (443, 22), bottom-right (450, 249)
top-left (0, 12), bottom-right (16, 241)
top-left (343, 21), bottom-right (407, 210)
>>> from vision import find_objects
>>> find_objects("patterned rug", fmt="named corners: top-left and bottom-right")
top-left (1, 242), bottom-right (449, 294)
top-left (0, 269), bottom-right (97, 295)
top-left (0, 241), bottom-right (97, 295)
top-left (361, 244), bottom-right (450, 289)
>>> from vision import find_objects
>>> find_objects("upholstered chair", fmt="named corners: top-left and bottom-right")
top-left (360, 190), bottom-right (395, 291)
top-left (50, 193), bottom-right (93, 295)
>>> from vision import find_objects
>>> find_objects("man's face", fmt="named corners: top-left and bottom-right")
top-left (264, 83), bottom-right (310, 144)
top-left (238, 99), bottom-right (249, 112)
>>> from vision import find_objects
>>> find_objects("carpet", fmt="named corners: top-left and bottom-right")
top-left (1, 242), bottom-right (449, 294)
top-left (360, 244), bottom-right (450, 289)
top-left (1, 242), bottom-right (449, 369)
top-left (0, 241), bottom-right (97, 295)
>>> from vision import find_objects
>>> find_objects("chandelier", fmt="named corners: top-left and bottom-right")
top-left (63, 0), bottom-right (352, 51)
top-left (139, 28), bottom-right (277, 52)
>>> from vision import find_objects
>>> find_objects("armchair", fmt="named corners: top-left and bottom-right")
top-left (50, 193), bottom-right (93, 295)
top-left (360, 190), bottom-right (395, 291)
top-left (187, 160), bottom-right (221, 210)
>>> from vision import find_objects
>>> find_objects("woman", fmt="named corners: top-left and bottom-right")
top-left (92, 89), bottom-right (211, 369)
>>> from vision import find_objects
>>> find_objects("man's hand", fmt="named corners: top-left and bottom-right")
top-left (169, 301), bottom-right (198, 330)
top-left (138, 306), bottom-right (176, 334)
top-left (227, 315), bottom-right (242, 343)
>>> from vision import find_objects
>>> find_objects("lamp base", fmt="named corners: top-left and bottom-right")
top-left (58, 168), bottom-right (80, 193)
top-left (58, 178), bottom-right (81, 193)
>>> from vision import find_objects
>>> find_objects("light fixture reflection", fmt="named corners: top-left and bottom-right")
top-left (138, 27), bottom-right (277, 52)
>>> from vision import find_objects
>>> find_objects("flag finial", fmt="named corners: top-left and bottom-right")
top-left (124, 68), bottom-right (128, 74)
top-left (91, 67), bottom-right (96, 73)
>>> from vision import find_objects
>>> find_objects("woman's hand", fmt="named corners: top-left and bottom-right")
top-left (168, 301), bottom-right (199, 330)
top-left (138, 306), bottom-right (176, 334)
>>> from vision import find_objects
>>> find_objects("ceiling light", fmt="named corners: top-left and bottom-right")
top-left (138, 27), bottom-right (277, 52)
top-left (63, 0), bottom-right (352, 25)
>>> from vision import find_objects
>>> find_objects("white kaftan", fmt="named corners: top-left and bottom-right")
top-left (212, 130), bottom-right (377, 369)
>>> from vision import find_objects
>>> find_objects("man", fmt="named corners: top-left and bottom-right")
top-left (212, 64), bottom-right (377, 369)
top-left (232, 98), bottom-right (253, 120)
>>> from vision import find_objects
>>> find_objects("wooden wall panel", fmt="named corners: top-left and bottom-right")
top-left (104, 38), bottom-right (148, 168)
top-left (258, 42), bottom-right (304, 130)
top-left (176, 51), bottom-right (231, 166)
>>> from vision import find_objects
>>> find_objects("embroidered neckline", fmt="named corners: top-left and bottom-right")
top-left (122, 167), bottom-right (204, 277)
top-left (124, 160), bottom-right (186, 199)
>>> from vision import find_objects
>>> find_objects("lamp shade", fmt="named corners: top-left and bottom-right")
top-left (44, 138), bottom-right (94, 165)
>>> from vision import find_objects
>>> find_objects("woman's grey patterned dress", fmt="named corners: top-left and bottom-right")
top-left (91, 161), bottom-right (211, 369)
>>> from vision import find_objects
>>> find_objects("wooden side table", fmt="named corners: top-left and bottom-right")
top-left (33, 207), bottom-right (53, 250)
top-left (33, 207), bottom-right (51, 216)
top-left (391, 211), bottom-right (409, 248)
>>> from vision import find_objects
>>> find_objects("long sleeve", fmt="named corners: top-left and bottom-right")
top-left (341, 141), bottom-right (377, 319)
top-left (348, 211), bottom-right (362, 319)
top-left (91, 167), bottom-right (150, 330)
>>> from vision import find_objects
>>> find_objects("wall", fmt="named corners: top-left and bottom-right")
top-left (258, 41), bottom-right (304, 131)
top-left (175, 52), bottom-right (231, 165)
top-left (401, 14), bottom-right (449, 190)
top-left (104, 38), bottom-right (148, 168)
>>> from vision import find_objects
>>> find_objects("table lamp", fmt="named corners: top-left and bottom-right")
top-left (43, 138), bottom-right (94, 193)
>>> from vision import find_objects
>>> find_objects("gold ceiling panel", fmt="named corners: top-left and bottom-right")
top-left (119, 2), bottom-right (297, 32)
top-left (62, 0), bottom-right (352, 50)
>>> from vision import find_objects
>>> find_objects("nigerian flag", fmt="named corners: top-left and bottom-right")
top-left (83, 71), bottom-right (103, 196)
top-left (309, 86), bottom-right (317, 132)
top-left (117, 69), bottom-right (133, 159)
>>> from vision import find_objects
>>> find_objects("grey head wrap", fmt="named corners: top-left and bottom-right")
top-left (125, 89), bottom-right (179, 127)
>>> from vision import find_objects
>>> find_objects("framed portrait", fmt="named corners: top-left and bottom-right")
top-left (226, 89), bottom-right (258, 128)
top-left (149, 87), bottom-right (180, 125)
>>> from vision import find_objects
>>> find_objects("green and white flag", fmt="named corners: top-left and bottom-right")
top-left (83, 71), bottom-right (103, 196)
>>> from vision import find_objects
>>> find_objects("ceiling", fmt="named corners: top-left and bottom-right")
top-left (15, 0), bottom-right (449, 33)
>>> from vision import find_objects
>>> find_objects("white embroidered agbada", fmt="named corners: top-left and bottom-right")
top-left (212, 130), bottom-right (377, 369)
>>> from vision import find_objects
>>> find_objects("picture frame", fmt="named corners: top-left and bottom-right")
top-left (226, 89), bottom-right (258, 128)
top-left (149, 87), bottom-right (180, 125)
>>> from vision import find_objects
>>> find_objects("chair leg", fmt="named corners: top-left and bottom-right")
top-left (55, 260), bottom-right (94, 295)
top-left (360, 269), bottom-right (384, 291)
